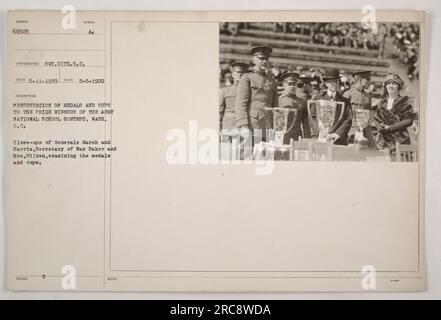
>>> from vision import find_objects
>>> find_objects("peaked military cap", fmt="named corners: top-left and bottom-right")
top-left (231, 62), bottom-right (249, 71)
top-left (352, 70), bottom-right (372, 80)
top-left (280, 72), bottom-right (299, 83)
top-left (251, 46), bottom-right (273, 57)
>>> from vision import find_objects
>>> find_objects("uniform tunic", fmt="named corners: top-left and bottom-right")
top-left (219, 84), bottom-right (238, 130)
top-left (235, 69), bottom-right (279, 138)
top-left (343, 87), bottom-right (373, 140)
top-left (278, 94), bottom-right (311, 143)
top-left (343, 87), bottom-right (372, 110)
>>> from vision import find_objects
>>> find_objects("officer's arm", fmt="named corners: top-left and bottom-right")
top-left (366, 95), bottom-right (372, 110)
top-left (219, 88), bottom-right (226, 130)
top-left (301, 101), bottom-right (311, 138)
top-left (235, 76), bottom-right (251, 128)
top-left (272, 82), bottom-right (279, 108)
top-left (335, 101), bottom-right (353, 138)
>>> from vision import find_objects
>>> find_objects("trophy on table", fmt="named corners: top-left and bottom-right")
top-left (307, 100), bottom-right (344, 143)
top-left (354, 109), bottom-right (371, 144)
top-left (250, 107), bottom-right (298, 161)
top-left (266, 107), bottom-right (298, 146)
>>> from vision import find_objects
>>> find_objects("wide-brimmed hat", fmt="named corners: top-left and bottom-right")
top-left (383, 73), bottom-right (404, 87)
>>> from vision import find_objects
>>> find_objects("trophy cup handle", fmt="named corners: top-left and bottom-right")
top-left (307, 101), bottom-right (313, 121)
top-left (307, 100), bottom-right (319, 138)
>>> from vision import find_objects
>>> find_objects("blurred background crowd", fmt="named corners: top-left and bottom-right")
top-left (219, 22), bottom-right (420, 87)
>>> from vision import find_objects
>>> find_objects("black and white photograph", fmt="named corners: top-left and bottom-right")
top-left (2, 7), bottom-right (434, 297)
top-left (219, 22), bottom-right (420, 161)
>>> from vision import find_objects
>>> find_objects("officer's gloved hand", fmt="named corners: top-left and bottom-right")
top-left (328, 133), bottom-right (340, 143)
top-left (236, 125), bottom-right (252, 140)
top-left (237, 125), bottom-right (251, 133)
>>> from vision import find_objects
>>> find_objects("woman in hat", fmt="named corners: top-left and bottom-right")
top-left (368, 73), bottom-right (416, 150)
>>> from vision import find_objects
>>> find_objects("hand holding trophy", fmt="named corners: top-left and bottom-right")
top-left (354, 109), bottom-right (371, 144)
top-left (327, 132), bottom-right (340, 143)
top-left (266, 107), bottom-right (298, 146)
top-left (308, 100), bottom-right (344, 143)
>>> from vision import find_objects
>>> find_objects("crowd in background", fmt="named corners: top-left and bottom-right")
top-left (219, 22), bottom-right (420, 81)
top-left (388, 23), bottom-right (420, 81)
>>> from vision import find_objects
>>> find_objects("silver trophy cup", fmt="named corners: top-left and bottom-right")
top-left (307, 100), bottom-right (344, 142)
top-left (266, 107), bottom-right (298, 146)
top-left (354, 109), bottom-right (371, 142)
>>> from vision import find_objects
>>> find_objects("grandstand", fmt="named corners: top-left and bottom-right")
top-left (219, 22), bottom-right (420, 102)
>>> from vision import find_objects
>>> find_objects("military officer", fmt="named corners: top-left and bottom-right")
top-left (295, 76), bottom-right (311, 100)
top-left (344, 71), bottom-right (373, 144)
top-left (278, 72), bottom-right (311, 143)
top-left (311, 67), bottom-right (352, 145)
top-left (235, 46), bottom-right (279, 141)
top-left (343, 70), bottom-right (373, 111)
top-left (219, 62), bottom-right (249, 132)
top-left (298, 76), bottom-right (322, 137)
top-left (309, 76), bottom-right (322, 98)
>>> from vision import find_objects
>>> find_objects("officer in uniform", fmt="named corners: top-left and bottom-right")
top-left (297, 76), bottom-right (322, 137)
top-left (278, 72), bottom-right (311, 143)
top-left (343, 71), bottom-right (373, 143)
top-left (309, 76), bottom-right (322, 98)
top-left (295, 75), bottom-right (312, 100)
top-left (219, 62), bottom-right (249, 133)
top-left (343, 70), bottom-right (373, 111)
top-left (235, 46), bottom-right (278, 142)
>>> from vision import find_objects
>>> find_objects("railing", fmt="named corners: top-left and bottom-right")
top-left (219, 135), bottom-right (418, 162)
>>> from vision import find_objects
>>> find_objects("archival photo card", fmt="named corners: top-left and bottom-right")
top-left (5, 10), bottom-right (425, 292)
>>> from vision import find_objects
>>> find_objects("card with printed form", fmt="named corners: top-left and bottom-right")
top-left (5, 10), bottom-right (425, 291)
